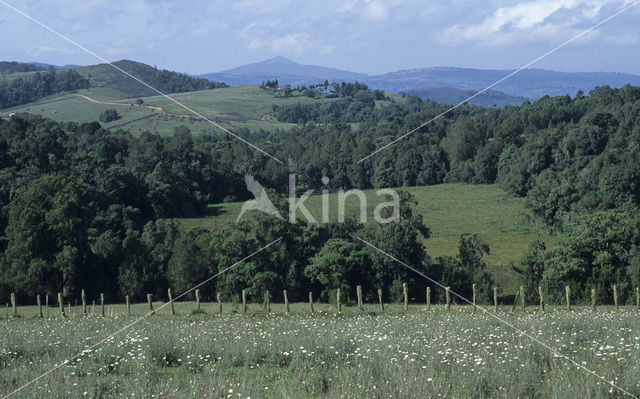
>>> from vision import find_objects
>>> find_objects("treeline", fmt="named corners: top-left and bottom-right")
top-left (154, 69), bottom-right (228, 93)
top-left (0, 61), bottom-right (49, 74)
top-left (0, 69), bottom-right (90, 109)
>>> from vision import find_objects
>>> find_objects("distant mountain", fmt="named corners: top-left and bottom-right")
top-left (200, 57), bottom-right (640, 102)
top-left (0, 61), bottom-right (80, 74)
top-left (28, 62), bottom-right (80, 69)
top-left (408, 87), bottom-right (528, 107)
top-left (199, 56), bottom-right (367, 86)
top-left (363, 67), bottom-right (640, 99)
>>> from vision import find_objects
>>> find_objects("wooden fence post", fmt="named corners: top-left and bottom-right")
top-left (613, 284), bottom-right (618, 310)
top-left (309, 292), bottom-right (314, 313)
top-left (403, 283), bottom-right (408, 311)
top-left (147, 294), bottom-right (154, 315)
top-left (565, 286), bottom-right (571, 311)
top-left (195, 289), bottom-right (200, 311)
top-left (520, 286), bottom-right (525, 311)
top-left (538, 286), bottom-right (544, 312)
top-left (511, 288), bottom-right (519, 311)
top-left (92, 300), bottom-right (95, 315)
top-left (284, 290), bottom-right (290, 313)
top-left (10, 293), bottom-right (16, 317)
top-left (356, 285), bottom-right (363, 310)
top-left (37, 294), bottom-right (43, 318)
top-left (242, 289), bottom-right (247, 313)
top-left (265, 290), bottom-right (270, 313)
top-left (337, 288), bottom-right (341, 313)
top-left (445, 286), bottom-right (451, 309)
top-left (58, 293), bottom-right (65, 317)
top-left (378, 288), bottom-right (384, 311)
top-left (81, 289), bottom-right (86, 316)
top-left (46, 295), bottom-right (49, 318)
top-left (493, 287), bottom-right (498, 311)
top-left (591, 288), bottom-right (596, 311)
top-left (68, 302), bottom-right (71, 318)
top-left (217, 292), bottom-right (222, 313)
top-left (100, 293), bottom-right (105, 317)
top-left (426, 286), bottom-right (431, 310)
top-left (472, 284), bottom-right (477, 312)
top-left (126, 295), bottom-right (131, 316)
top-left (168, 288), bottom-right (175, 316)
top-left (637, 287), bottom-right (639, 311)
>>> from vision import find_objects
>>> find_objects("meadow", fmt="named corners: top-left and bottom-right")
top-left (1, 302), bottom-right (639, 398)
top-left (179, 184), bottom-right (553, 292)
top-left (0, 84), bottom-right (362, 135)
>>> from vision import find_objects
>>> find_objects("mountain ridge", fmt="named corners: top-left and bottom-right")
top-left (198, 57), bottom-right (640, 101)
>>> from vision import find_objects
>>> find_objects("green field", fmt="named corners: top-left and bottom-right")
top-left (179, 184), bottom-right (552, 291)
top-left (2, 304), bottom-right (639, 398)
top-left (0, 85), bottom-right (329, 135)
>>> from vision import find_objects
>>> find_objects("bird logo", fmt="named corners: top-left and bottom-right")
top-left (236, 174), bottom-right (284, 221)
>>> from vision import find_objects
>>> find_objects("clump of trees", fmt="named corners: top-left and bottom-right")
top-left (99, 109), bottom-right (119, 123)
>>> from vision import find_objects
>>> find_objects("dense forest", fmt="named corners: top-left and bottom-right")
top-left (0, 83), bottom-right (639, 305)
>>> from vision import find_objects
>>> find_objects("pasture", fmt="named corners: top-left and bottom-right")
top-left (0, 85), bottom-right (330, 135)
top-left (1, 303), bottom-right (639, 398)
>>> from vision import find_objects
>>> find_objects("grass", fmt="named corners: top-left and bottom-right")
top-left (0, 85), bottom-right (341, 135)
top-left (179, 184), bottom-right (553, 291)
top-left (2, 304), bottom-right (640, 398)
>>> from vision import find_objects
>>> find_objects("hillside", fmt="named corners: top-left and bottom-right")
top-left (0, 60), bottom-right (227, 110)
top-left (0, 85), bottom-right (342, 135)
top-left (178, 184), bottom-right (552, 291)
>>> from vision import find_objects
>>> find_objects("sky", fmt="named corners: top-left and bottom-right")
top-left (1, 0), bottom-right (639, 75)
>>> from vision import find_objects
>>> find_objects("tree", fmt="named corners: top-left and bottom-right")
top-left (511, 240), bottom-right (546, 303)
top-left (2, 175), bottom-right (90, 298)
top-left (304, 238), bottom-right (370, 301)
top-left (457, 234), bottom-right (493, 303)
top-left (543, 209), bottom-right (640, 304)
top-left (99, 109), bottom-right (119, 123)
top-left (440, 116), bottom-right (483, 163)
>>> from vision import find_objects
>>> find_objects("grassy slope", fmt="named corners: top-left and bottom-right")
top-left (179, 184), bottom-right (552, 291)
top-left (0, 85), bottom-right (341, 135)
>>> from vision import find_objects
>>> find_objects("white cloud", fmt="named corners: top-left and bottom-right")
top-left (439, 0), bottom-right (631, 46)
top-left (271, 33), bottom-right (310, 54)
top-left (604, 32), bottom-right (640, 45)
top-left (362, 1), bottom-right (390, 22)
top-left (29, 45), bottom-right (74, 54)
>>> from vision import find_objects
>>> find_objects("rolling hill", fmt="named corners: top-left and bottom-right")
top-left (0, 85), bottom-right (341, 135)
top-left (199, 57), bottom-right (640, 101)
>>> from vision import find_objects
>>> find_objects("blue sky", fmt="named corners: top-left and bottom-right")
top-left (1, 0), bottom-right (639, 75)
